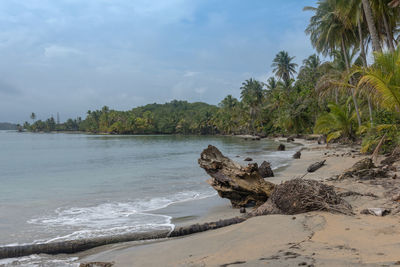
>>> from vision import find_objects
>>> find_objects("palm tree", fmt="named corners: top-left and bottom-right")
top-left (302, 54), bottom-right (321, 70)
top-left (240, 78), bottom-right (264, 134)
top-left (297, 54), bottom-right (322, 87)
top-left (316, 48), bottom-right (362, 103)
top-left (361, 0), bottom-right (382, 52)
top-left (219, 95), bottom-right (239, 109)
top-left (305, 0), bottom-right (362, 126)
top-left (30, 112), bottom-right (36, 124)
top-left (271, 51), bottom-right (298, 83)
top-left (266, 77), bottom-right (278, 91)
top-left (357, 47), bottom-right (400, 112)
top-left (335, 0), bottom-right (369, 65)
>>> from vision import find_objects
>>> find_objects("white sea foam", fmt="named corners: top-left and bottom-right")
top-left (0, 254), bottom-right (79, 267)
top-left (25, 190), bottom-right (215, 243)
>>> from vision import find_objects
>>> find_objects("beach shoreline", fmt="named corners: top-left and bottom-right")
top-left (77, 138), bottom-right (400, 266)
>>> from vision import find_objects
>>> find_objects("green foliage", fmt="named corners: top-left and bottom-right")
top-left (357, 47), bottom-right (400, 112)
top-left (77, 101), bottom-right (218, 135)
top-left (361, 124), bottom-right (399, 154)
top-left (314, 102), bottom-right (358, 143)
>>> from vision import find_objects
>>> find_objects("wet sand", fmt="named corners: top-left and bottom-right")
top-left (78, 139), bottom-right (400, 266)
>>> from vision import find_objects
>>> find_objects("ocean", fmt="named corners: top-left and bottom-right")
top-left (0, 131), bottom-right (299, 249)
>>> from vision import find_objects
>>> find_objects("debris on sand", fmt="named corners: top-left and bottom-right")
top-left (199, 146), bottom-right (352, 216)
top-left (251, 178), bottom-right (353, 216)
top-left (360, 208), bottom-right (390, 216)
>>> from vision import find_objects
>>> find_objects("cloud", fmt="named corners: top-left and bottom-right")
top-left (183, 71), bottom-right (200, 77)
top-left (44, 45), bottom-right (82, 58)
top-left (0, 80), bottom-right (20, 95)
top-left (0, 0), bottom-right (316, 123)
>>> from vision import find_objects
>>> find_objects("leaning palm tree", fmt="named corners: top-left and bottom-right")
top-left (357, 47), bottom-right (400, 112)
top-left (304, 0), bottom-right (362, 127)
top-left (271, 51), bottom-right (298, 84)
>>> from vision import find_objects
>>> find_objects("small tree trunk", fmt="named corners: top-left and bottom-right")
top-left (362, 0), bottom-right (382, 52)
top-left (367, 95), bottom-right (373, 126)
top-left (335, 88), bottom-right (339, 104)
top-left (358, 18), bottom-right (373, 125)
top-left (382, 10), bottom-right (395, 52)
top-left (341, 38), bottom-right (362, 127)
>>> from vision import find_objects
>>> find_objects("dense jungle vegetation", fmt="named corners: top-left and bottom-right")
top-left (23, 0), bottom-right (400, 153)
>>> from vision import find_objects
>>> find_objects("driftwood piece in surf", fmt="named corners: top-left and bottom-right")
top-left (79, 262), bottom-right (114, 267)
top-left (198, 145), bottom-right (275, 208)
top-left (0, 230), bottom-right (170, 260)
top-left (277, 144), bottom-right (286, 151)
top-left (307, 160), bottom-right (326, 172)
top-left (293, 150), bottom-right (301, 159)
top-left (0, 216), bottom-right (249, 260)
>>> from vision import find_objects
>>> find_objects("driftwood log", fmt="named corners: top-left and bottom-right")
top-left (198, 145), bottom-right (275, 207)
top-left (307, 160), bottom-right (326, 172)
top-left (199, 146), bottom-right (352, 217)
top-left (0, 216), bottom-right (249, 260)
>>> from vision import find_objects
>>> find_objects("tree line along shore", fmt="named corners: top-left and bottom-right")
top-left (22, 0), bottom-right (400, 155)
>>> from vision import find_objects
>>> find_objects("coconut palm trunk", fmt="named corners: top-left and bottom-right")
top-left (362, 0), bottom-right (382, 52)
top-left (382, 10), bottom-right (395, 52)
top-left (357, 17), bottom-right (373, 125)
top-left (341, 38), bottom-right (362, 127)
top-left (357, 16), bottom-right (368, 67)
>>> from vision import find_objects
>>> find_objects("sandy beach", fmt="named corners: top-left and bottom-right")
top-left (78, 139), bottom-right (400, 267)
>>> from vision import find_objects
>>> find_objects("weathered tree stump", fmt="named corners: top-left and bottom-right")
top-left (258, 161), bottom-right (274, 178)
top-left (198, 145), bottom-right (275, 207)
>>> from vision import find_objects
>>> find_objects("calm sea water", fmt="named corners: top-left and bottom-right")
top-left (0, 131), bottom-right (299, 247)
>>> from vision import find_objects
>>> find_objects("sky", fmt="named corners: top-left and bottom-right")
top-left (0, 0), bottom-right (317, 123)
